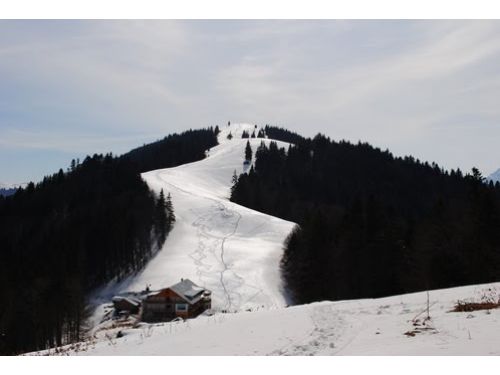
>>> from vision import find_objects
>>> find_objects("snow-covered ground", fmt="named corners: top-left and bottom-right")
top-left (31, 282), bottom-right (500, 355)
top-left (90, 123), bottom-right (296, 317)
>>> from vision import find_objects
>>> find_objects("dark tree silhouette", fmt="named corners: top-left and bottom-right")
top-left (231, 131), bottom-right (500, 305)
top-left (166, 192), bottom-right (176, 229)
top-left (245, 141), bottom-right (253, 162)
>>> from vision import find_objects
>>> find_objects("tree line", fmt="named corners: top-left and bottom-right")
top-left (231, 129), bottom-right (500, 305)
top-left (123, 127), bottom-right (219, 172)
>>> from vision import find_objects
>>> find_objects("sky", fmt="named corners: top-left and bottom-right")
top-left (1, 20), bottom-right (500, 184)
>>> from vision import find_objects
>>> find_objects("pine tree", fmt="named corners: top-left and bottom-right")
top-left (471, 167), bottom-right (484, 182)
top-left (227, 132), bottom-right (233, 140)
top-left (155, 189), bottom-right (168, 246)
top-left (251, 131), bottom-right (256, 138)
top-left (166, 192), bottom-right (176, 229)
top-left (230, 170), bottom-right (239, 196)
top-left (245, 140), bottom-right (253, 162)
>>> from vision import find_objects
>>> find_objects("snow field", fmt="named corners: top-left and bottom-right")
top-left (34, 282), bottom-right (500, 355)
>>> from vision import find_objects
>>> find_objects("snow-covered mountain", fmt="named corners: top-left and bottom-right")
top-left (31, 282), bottom-right (500, 355)
top-left (487, 168), bottom-right (500, 183)
top-left (0, 182), bottom-right (26, 197)
top-left (90, 123), bottom-right (296, 320)
top-left (0, 188), bottom-right (16, 197)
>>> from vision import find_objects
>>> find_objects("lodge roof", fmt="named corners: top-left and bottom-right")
top-left (145, 279), bottom-right (210, 305)
top-left (170, 279), bottom-right (206, 304)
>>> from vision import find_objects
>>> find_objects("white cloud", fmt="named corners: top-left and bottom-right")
top-left (1, 20), bottom-right (500, 182)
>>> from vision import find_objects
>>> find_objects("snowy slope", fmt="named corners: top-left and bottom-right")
top-left (91, 123), bottom-right (296, 315)
top-left (33, 282), bottom-right (500, 355)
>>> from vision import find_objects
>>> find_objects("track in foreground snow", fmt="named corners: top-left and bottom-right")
top-left (34, 282), bottom-right (500, 355)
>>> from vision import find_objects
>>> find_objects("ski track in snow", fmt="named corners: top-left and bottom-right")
top-left (90, 123), bottom-right (296, 315)
top-left (154, 170), bottom-right (245, 311)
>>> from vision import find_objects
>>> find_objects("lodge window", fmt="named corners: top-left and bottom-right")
top-left (175, 303), bottom-right (188, 312)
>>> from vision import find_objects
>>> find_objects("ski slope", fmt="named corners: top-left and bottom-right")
top-left (92, 123), bottom-right (296, 314)
top-left (34, 282), bottom-right (500, 355)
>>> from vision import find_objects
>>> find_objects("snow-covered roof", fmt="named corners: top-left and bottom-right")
top-left (170, 279), bottom-right (207, 304)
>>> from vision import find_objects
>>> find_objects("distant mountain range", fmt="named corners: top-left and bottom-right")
top-left (0, 188), bottom-right (17, 197)
top-left (487, 169), bottom-right (500, 183)
top-left (0, 183), bottom-right (27, 197)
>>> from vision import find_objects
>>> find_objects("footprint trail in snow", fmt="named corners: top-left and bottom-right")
top-left (113, 123), bottom-right (296, 312)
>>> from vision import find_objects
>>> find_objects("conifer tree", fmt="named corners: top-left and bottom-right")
top-left (231, 170), bottom-right (239, 196)
top-left (166, 192), bottom-right (176, 229)
top-left (155, 189), bottom-right (168, 246)
top-left (245, 140), bottom-right (253, 162)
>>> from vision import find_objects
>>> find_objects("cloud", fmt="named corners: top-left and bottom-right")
top-left (0, 20), bottom-right (191, 134)
top-left (212, 21), bottom-right (500, 169)
top-left (0, 128), bottom-right (161, 154)
top-left (1, 20), bottom-right (500, 183)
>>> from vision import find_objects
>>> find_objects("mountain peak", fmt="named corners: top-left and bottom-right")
top-left (487, 168), bottom-right (500, 183)
top-left (218, 122), bottom-right (262, 141)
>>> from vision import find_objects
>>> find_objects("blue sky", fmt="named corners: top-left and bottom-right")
top-left (1, 20), bottom-right (500, 184)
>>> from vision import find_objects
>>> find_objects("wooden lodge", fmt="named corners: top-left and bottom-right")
top-left (142, 279), bottom-right (211, 322)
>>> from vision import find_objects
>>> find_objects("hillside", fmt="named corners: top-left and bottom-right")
top-left (231, 133), bottom-right (500, 304)
top-left (5, 122), bottom-right (500, 356)
top-left (0, 128), bottom-right (217, 355)
top-left (90, 123), bottom-right (296, 315)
